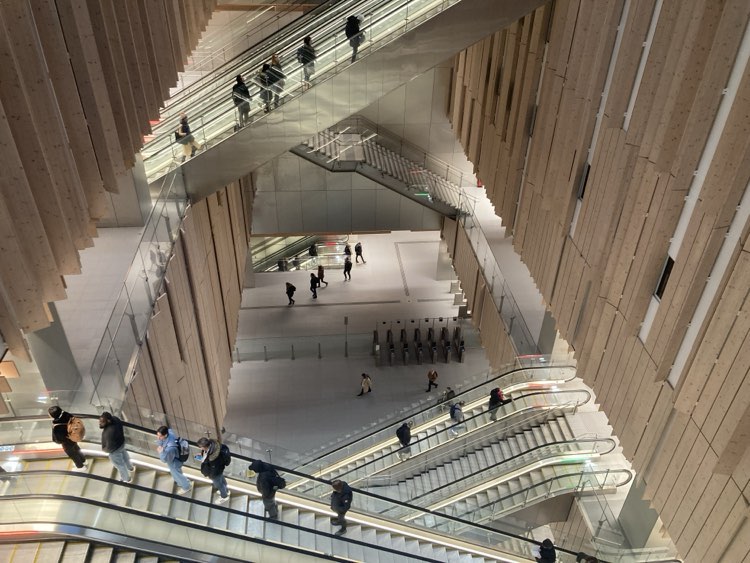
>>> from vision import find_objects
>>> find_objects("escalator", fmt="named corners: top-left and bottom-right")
top-left (0, 539), bottom-right (182, 562)
top-left (251, 234), bottom-right (350, 272)
top-left (289, 365), bottom-right (580, 488)
top-left (0, 417), bottom-right (591, 563)
top-left (142, 0), bottom-right (545, 200)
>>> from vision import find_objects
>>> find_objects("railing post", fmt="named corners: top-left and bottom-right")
top-left (263, 345), bottom-right (268, 362)
top-left (291, 344), bottom-right (295, 360)
top-left (318, 342), bottom-right (322, 359)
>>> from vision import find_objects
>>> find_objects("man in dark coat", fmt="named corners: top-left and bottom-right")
top-left (232, 75), bottom-right (251, 127)
top-left (345, 15), bottom-right (363, 62)
top-left (396, 421), bottom-right (413, 460)
top-left (197, 437), bottom-right (231, 504)
top-left (330, 479), bottom-right (353, 536)
top-left (310, 273), bottom-right (319, 299)
top-left (250, 458), bottom-right (281, 519)
top-left (344, 256), bottom-right (352, 281)
top-left (99, 411), bottom-right (134, 482)
top-left (49, 406), bottom-right (87, 471)
top-left (536, 538), bottom-right (557, 562)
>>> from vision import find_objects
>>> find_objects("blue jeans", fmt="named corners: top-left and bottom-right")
top-left (212, 473), bottom-right (228, 498)
top-left (109, 445), bottom-right (133, 481)
top-left (167, 459), bottom-right (190, 491)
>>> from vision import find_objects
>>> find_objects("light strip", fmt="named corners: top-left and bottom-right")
top-left (623, 0), bottom-right (663, 131)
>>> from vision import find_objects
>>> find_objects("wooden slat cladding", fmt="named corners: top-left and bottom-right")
top-left (449, 5), bottom-right (551, 233)
top-left (123, 177), bottom-right (252, 437)
top-left (0, 0), bottom-right (215, 358)
top-left (448, 0), bottom-right (750, 559)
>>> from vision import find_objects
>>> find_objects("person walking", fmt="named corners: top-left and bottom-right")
top-left (354, 242), bottom-right (365, 263)
top-left (99, 411), bottom-right (135, 483)
top-left (49, 406), bottom-right (87, 472)
top-left (357, 373), bottom-right (372, 396)
top-left (309, 243), bottom-right (318, 258)
top-left (344, 256), bottom-right (352, 280)
top-left (343, 243), bottom-right (352, 258)
top-left (318, 264), bottom-right (328, 286)
top-left (396, 421), bottom-right (413, 460)
top-left (285, 282), bottom-right (296, 305)
top-left (536, 538), bottom-right (557, 562)
top-left (449, 401), bottom-right (465, 436)
top-left (197, 437), bottom-right (231, 504)
top-left (258, 63), bottom-right (274, 113)
top-left (488, 387), bottom-right (506, 421)
top-left (297, 36), bottom-right (317, 87)
top-left (330, 479), bottom-right (353, 536)
top-left (345, 15), bottom-right (363, 63)
top-left (175, 112), bottom-right (201, 162)
top-left (249, 458), bottom-right (282, 520)
top-left (232, 75), bottom-right (252, 127)
top-left (156, 426), bottom-right (192, 495)
top-left (426, 369), bottom-right (439, 392)
top-left (310, 272), bottom-right (319, 299)
top-left (269, 54), bottom-right (286, 109)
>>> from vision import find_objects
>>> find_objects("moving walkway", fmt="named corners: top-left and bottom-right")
top-left (140, 0), bottom-right (545, 200)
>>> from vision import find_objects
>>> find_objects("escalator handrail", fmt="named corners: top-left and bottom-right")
top-left (1, 420), bottom-right (584, 560)
top-left (296, 364), bottom-right (576, 467)
top-left (325, 389), bottom-right (592, 481)
top-left (144, 0), bottom-right (443, 167)
top-left (383, 436), bottom-right (618, 505)
top-left (164, 0), bottom-right (352, 108)
top-left (461, 467), bottom-right (635, 516)
top-left (0, 485), bottom-right (396, 563)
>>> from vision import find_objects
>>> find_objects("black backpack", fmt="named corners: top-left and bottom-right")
top-left (220, 444), bottom-right (231, 467)
top-left (273, 472), bottom-right (287, 490)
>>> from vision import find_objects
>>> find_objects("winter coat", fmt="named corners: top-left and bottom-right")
top-left (396, 423), bottom-right (411, 447)
top-left (488, 388), bottom-right (505, 409)
top-left (200, 439), bottom-right (227, 478)
top-left (345, 16), bottom-right (361, 40)
top-left (330, 481), bottom-right (353, 513)
top-left (317, 266), bottom-right (325, 281)
top-left (232, 82), bottom-right (251, 106)
top-left (51, 410), bottom-right (74, 444)
top-left (355, 243), bottom-right (362, 255)
top-left (360, 376), bottom-right (372, 392)
top-left (297, 44), bottom-right (316, 64)
top-left (344, 244), bottom-right (352, 256)
top-left (537, 542), bottom-right (556, 563)
top-left (310, 275), bottom-right (319, 289)
top-left (428, 370), bottom-right (438, 383)
top-left (250, 459), bottom-right (279, 498)
top-left (286, 284), bottom-right (296, 297)
top-left (344, 259), bottom-right (353, 272)
top-left (100, 416), bottom-right (126, 453)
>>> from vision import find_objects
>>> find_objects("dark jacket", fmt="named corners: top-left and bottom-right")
top-left (330, 482), bottom-right (353, 513)
top-left (268, 63), bottom-right (285, 85)
top-left (251, 459), bottom-right (279, 498)
top-left (488, 388), bottom-right (505, 409)
top-left (286, 284), bottom-right (296, 296)
top-left (537, 541), bottom-right (556, 563)
top-left (232, 82), bottom-right (251, 105)
top-left (345, 16), bottom-right (360, 40)
top-left (355, 242), bottom-right (362, 254)
top-left (100, 415), bottom-right (126, 453)
top-left (200, 439), bottom-right (227, 478)
top-left (396, 423), bottom-right (411, 447)
top-left (310, 275), bottom-right (319, 289)
top-left (51, 410), bottom-right (74, 444)
top-left (179, 118), bottom-right (191, 136)
top-left (344, 244), bottom-right (352, 256)
top-left (297, 44), bottom-right (316, 64)
top-left (344, 259), bottom-right (352, 272)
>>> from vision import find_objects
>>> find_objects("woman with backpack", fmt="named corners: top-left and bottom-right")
top-left (49, 406), bottom-right (87, 472)
top-left (174, 112), bottom-right (201, 162)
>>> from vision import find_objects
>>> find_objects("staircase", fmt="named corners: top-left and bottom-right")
top-left (291, 126), bottom-right (468, 216)
top-left (139, 0), bottom-right (545, 200)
